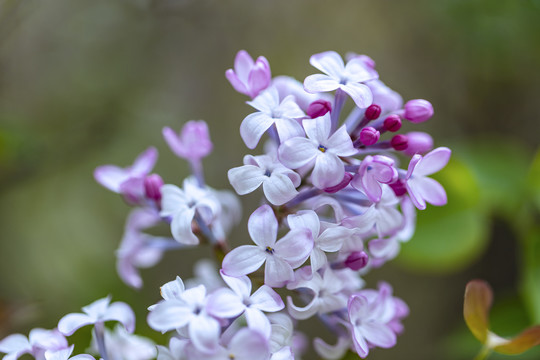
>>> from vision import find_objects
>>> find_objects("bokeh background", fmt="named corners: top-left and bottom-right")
top-left (0, 0), bottom-right (539, 359)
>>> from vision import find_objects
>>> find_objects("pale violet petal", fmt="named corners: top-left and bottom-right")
top-left (130, 147), bottom-right (158, 176)
top-left (222, 245), bottom-right (266, 277)
top-left (274, 228), bottom-right (313, 268)
top-left (287, 210), bottom-right (320, 238)
top-left (264, 256), bottom-right (294, 288)
top-left (93, 165), bottom-right (129, 193)
top-left (303, 115), bottom-right (330, 145)
top-left (248, 205), bottom-right (278, 248)
top-left (287, 296), bottom-right (319, 320)
top-left (220, 271), bottom-right (252, 299)
top-left (159, 185), bottom-right (188, 217)
top-left (240, 112), bottom-right (275, 149)
top-left (245, 307), bottom-right (272, 339)
top-left (227, 165), bottom-right (266, 195)
top-left (415, 147), bottom-right (451, 176)
top-left (58, 313), bottom-right (95, 336)
top-left (326, 125), bottom-right (356, 156)
top-left (170, 208), bottom-right (198, 245)
top-left (274, 118), bottom-right (305, 144)
top-left (160, 276), bottom-right (185, 301)
top-left (188, 315), bottom-right (220, 353)
top-left (360, 322), bottom-right (396, 349)
top-left (262, 173), bottom-right (299, 205)
top-left (340, 82), bottom-right (373, 108)
top-left (278, 137), bottom-right (318, 169)
top-left (415, 176), bottom-right (447, 206)
top-left (147, 301), bottom-right (192, 332)
top-left (311, 154), bottom-right (344, 189)
top-left (249, 285), bottom-right (285, 312)
top-left (206, 288), bottom-right (245, 318)
top-left (102, 301), bottom-right (135, 333)
top-left (229, 328), bottom-right (270, 360)
top-left (309, 51), bottom-right (344, 79)
top-left (303, 74), bottom-right (340, 93)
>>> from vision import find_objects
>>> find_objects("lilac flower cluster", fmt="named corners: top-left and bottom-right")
top-left (0, 50), bottom-right (451, 360)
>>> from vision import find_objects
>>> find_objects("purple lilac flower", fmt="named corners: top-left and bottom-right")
top-left (221, 204), bottom-right (312, 287)
top-left (94, 147), bottom-right (158, 205)
top-left (403, 99), bottom-right (434, 123)
top-left (405, 147), bottom-right (451, 210)
top-left (304, 51), bottom-right (378, 108)
top-left (44, 346), bottom-right (95, 360)
top-left (278, 114), bottom-right (356, 189)
top-left (90, 324), bottom-right (156, 360)
top-left (226, 50), bottom-right (272, 98)
top-left (351, 155), bottom-right (398, 203)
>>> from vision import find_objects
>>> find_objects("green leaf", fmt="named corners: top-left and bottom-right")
top-left (398, 157), bottom-right (490, 272)
top-left (526, 148), bottom-right (540, 211)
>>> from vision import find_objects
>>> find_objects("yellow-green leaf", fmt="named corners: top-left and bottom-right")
top-left (464, 280), bottom-right (493, 343)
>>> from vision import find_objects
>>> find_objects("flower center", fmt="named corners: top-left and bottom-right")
top-left (265, 246), bottom-right (275, 254)
top-left (318, 144), bottom-right (327, 153)
top-left (264, 169), bottom-right (272, 177)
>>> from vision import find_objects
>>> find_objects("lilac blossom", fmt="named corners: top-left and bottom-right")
top-left (348, 283), bottom-right (408, 358)
top-left (228, 154), bottom-right (301, 205)
top-left (0, 328), bottom-right (68, 360)
top-left (90, 325), bottom-right (156, 360)
top-left (162, 121), bottom-right (213, 162)
top-left (304, 51), bottom-right (378, 108)
top-left (240, 86), bottom-right (305, 149)
top-left (351, 155), bottom-right (398, 203)
top-left (44, 346), bottom-right (95, 360)
top-left (272, 76), bottom-right (332, 111)
top-left (403, 99), bottom-right (434, 123)
top-left (405, 147), bottom-right (451, 210)
top-left (156, 338), bottom-right (189, 360)
top-left (286, 267), bottom-right (347, 320)
top-left (287, 210), bottom-right (357, 273)
top-left (160, 177), bottom-right (221, 245)
top-left (221, 204), bottom-right (313, 287)
top-left (116, 208), bottom-right (173, 289)
top-left (147, 284), bottom-right (221, 354)
top-left (278, 114), bottom-right (356, 189)
top-left (94, 147), bottom-right (158, 204)
top-left (226, 50), bottom-right (271, 98)
top-left (58, 296), bottom-right (135, 336)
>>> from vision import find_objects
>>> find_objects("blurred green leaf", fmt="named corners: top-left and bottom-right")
top-left (399, 157), bottom-right (490, 272)
top-left (526, 148), bottom-right (540, 211)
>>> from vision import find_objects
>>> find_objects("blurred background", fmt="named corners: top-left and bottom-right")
top-left (0, 0), bottom-right (539, 358)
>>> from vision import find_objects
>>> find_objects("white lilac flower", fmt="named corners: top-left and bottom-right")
top-left (207, 272), bottom-right (284, 338)
top-left (286, 267), bottom-right (347, 320)
top-left (156, 338), bottom-right (189, 360)
top-left (350, 155), bottom-right (398, 203)
top-left (303, 51), bottom-right (378, 108)
top-left (94, 147), bottom-right (158, 204)
top-left (228, 154), bottom-right (301, 205)
top-left (147, 284), bottom-right (221, 354)
top-left (44, 346), bottom-right (95, 360)
top-left (342, 185), bottom-right (404, 238)
top-left (185, 259), bottom-right (225, 292)
top-left (58, 297), bottom-right (135, 337)
top-left (240, 86), bottom-right (305, 149)
top-left (90, 324), bottom-right (156, 360)
top-left (187, 328), bottom-right (271, 360)
top-left (0, 328), bottom-right (68, 360)
top-left (221, 204), bottom-right (313, 288)
top-left (287, 210), bottom-right (357, 273)
top-left (278, 114), bottom-right (356, 189)
top-left (405, 147), bottom-right (451, 210)
top-left (160, 176), bottom-right (221, 245)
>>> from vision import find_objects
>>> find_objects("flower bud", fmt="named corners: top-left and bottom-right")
top-left (404, 99), bottom-right (434, 123)
top-left (403, 131), bottom-right (433, 156)
top-left (364, 104), bottom-right (381, 121)
top-left (383, 115), bottom-right (402, 132)
top-left (359, 127), bottom-right (380, 146)
top-left (144, 174), bottom-right (164, 202)
top-left (225, 50), bottom-right (272, 98)
top-left (391, 134), bottom-right (408, 151)
top-left (389, 179), bottom-right (407, 196)
top-left (163, 120), bottom-right (213, 161)
top-left (306, 100), bottom-right (332, 119)
top-left (345, 251), bottom-right (369, 271)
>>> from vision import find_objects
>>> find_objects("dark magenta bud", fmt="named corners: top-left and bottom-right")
top-left (389, 179), bottom-right (407, 196)
top-left (359, 127), bottom-right (380, 146)
top-left (345, 251), bottom-right (369, 271)
top-left (364, 104), bottom-right (382, 121)
top-left (383, 114), bottom-right (402, 132)
top-left (391, 134), bottom-right (408, 151)
top-left (144, 174), bottom-right (164, 201)
top-left (323, 172), bottom-right (353, 193)
top-left (306, 100), bottom-right (332, 119)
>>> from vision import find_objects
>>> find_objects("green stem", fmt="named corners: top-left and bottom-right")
top-left (473, 346), bottom-right (491, 360)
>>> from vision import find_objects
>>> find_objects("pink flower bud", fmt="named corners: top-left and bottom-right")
top-left (144, 174), bottom-right (164, 202)
top-left (307, 100), bottom-right (332, 118)
top-left (391, 134), bottom-right (408, 151)
top-left (364, 104), bottom-right (382, 121)
top-left (404, 99), bottom-right (434, 123)
top-left (383, 115), bottom-right (402, 132)
top-left (163, 120), bottom-right (213, 161)
top-left (225, 50), bottom-right (272, 98)
top-left (389, 179), bottom-right (407, 196)
top-left (359, 127), bottom-right (380, 146)
top-left (345, 251), bottom-right (369, 271)
top-left (403, 131), bottom-right (433, 156)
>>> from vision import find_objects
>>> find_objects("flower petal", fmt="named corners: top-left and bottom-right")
top-left (222, 245), bottom-right (266, 277)
top-left (170, 208), bottom-right (199, 245)
top-left (58, 313), bottom-right (95, 336)
top-left (93, 165), bottom-right (129, 193)
top-left (248, 204), bottom-right (278, 247)
top-left (240, 112), bottom-right (275, 149)
top-left (264, 256), bottom-right (295, 288)
top-left (303, 74), bottom-right (340, 93)
top-left (131, 147), bottom-right (158, 176)
top-left (309, 51), bottom-right (344, 78)
top-left (250, 285), bottom-right (285, 312)
top-left (244, 307), bottom-right (272, 339)
top-left (493, 326), bottom-right (540, 355)
top-left (229, 328), bottom-right (270, 360)
top-left (262, 173), bottom-right (299, 206)
top-left (361, 322), bottom-right (396, 348)
top-left (147, 300), bottom-right (192, 332)
top-left (189, 315), bottom-right (220, 354)
top-left (102, 301), bottom-right (136, 333)
top-left (278, 137), bottom-right (318, 169)
top-left (312, 154), bottom-right (344, 189)
top-left (340, 82), bottom-right (373, 109)
top-left (274, 228), bottom-right (313, 268)
top-left (206, 288), bottom-right (245, 319)
top-left (415, 147), bottom-right (451, 176)
top-left (228, 165), bottom-right (266, 195)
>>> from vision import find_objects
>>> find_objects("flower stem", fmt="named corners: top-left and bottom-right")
top-left (330, 89), bottom-right (346, 133)
top-left (94, 322), bottom-right (109, 360)
top-left (473, 346), bottom-right (491, 360)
